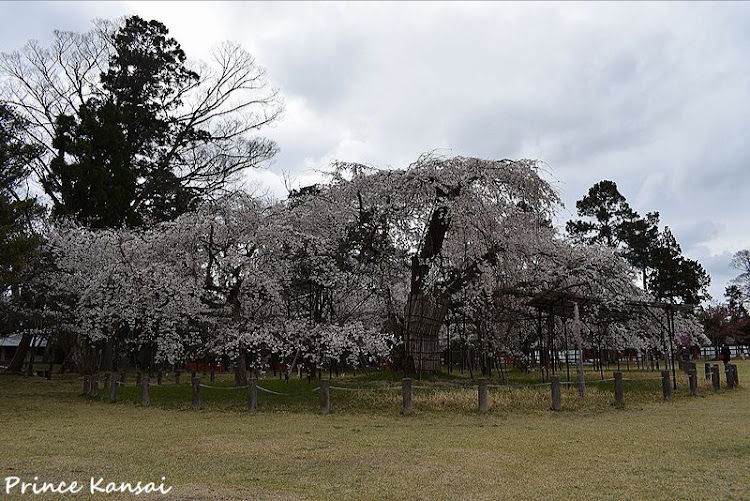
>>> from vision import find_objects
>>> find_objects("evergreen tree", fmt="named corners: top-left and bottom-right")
top-left (648, 227), bottom-right (710, 304)
top-left (0, 103), bottom-right (43, 289)
top-left (0, 103), bottom-right (46, 373)
top-left (619, 211), bottom-right (661, 290)
top-left (49, 101), bottom-right (137, 227)
top-left (41, 16), bottom-right (274, 228)
top-left (568, 181), bottom-right (710, 304)
top-left (566, 180), bottom-right (635, 247)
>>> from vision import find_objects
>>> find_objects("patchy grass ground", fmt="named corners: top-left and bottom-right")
top-left (2, 362), bottom-right (749, 500)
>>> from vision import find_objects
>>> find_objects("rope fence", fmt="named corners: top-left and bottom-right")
top-left (83, 364), bottom-right (740, 414)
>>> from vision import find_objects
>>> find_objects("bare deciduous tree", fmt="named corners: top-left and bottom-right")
top-left (0, 18), bottom-right (282, 213)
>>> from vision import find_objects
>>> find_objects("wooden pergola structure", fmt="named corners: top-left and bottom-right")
top-left (528, 288), bottom-right (697, 389)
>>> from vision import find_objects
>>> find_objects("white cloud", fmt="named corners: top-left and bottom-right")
top-left (3, 1), bottom-right (750, 301)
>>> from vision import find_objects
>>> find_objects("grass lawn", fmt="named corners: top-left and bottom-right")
top-left (2, 362), bottom-right (749, 500)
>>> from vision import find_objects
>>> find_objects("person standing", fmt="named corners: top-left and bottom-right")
top-left (720, 344), bottom-right (731, 367)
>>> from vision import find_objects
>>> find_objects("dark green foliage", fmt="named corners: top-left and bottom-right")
top-left (647, 227), bottom-right (710, 304)
top-left (568, 180), bottom-right (710, 304)
top-left (46, 16), bottom-right (206, 228)
top-left (0, 103), bottom-right (43, 290)
top-left (48, 102), bottom-right (137, 227)
top-left (619, 211), bottom-right (661, 290)
top-left (566, 180), bottom-right (635, 247)
top-left (725, 285), bottom-right (747, 317)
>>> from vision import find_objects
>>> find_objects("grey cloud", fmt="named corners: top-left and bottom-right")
top-left (4, 1), bottom-right (750, 304)
top-left (1, 1), bottom-right (134, 49)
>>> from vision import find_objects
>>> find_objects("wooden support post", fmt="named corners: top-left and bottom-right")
top-left (661, 370), bottom-right (671, 400)
top-left (725, 366), bottom-right (735, 390)
top-left (319, 380), bottom-right (330, 415)
top-left (478, 378), bottom-right (488, 413)
top-left (614, 371), bottom-right (623, 407)
top-left (210, 365), bottom-right (215, 383)
top-left (90, 374), bottom-right (99, 397)
top-left (103, 373), bottom-right (110, 393)
top-left (141, 377), bottom-right (150, 406)
top-left (248, 378), bottom-right (258, 413)
top-left (401, 378), bottom-right (413, 416)
top-left (711, 365), bottom-right (720, 393)
top-left (157, 371), bottom-right (163, 386)
top-left (110, 374), bottom-right (119, 403)
top-left (192, 377), bottom-right (201, 410)
top-left (174, 371), bottom-right (181, 385)
top-left (577, 365), bottom-right (586, 398)
top-left (688, 369), bottom-right (698, 396)
top-left (551, 375), bottom-right (562, 411)
top-left (733, 364), bottom-right (739, 387)
top-left (705, 363), bottom-right (711, 380)
top-left (83, 375), bottom-right (91, 395)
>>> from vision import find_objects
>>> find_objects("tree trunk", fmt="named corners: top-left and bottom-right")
top-left (26, 336), bottom-right (37, 375)
top-left (404, 293), bottom-right (448, 373)
top-left (6, 333), bottom-right (32, 373)
top-left (100, 338), bottom-right (115, 372)
top-left (234, 352), bottom-right (248, 386)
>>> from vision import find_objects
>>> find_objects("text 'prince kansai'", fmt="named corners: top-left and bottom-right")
top-left (4, 475), bottom-right (173, 496)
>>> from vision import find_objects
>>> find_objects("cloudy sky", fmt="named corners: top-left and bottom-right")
top-left (3, 1), bottom-right (749, 302)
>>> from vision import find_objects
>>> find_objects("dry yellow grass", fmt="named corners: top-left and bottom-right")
top-left (1, 363), bottom-right (749, 500)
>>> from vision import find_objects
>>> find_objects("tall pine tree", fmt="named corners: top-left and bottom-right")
top-left (47, 16), bottom-right (208, 227)
top-left (568, 181), bottom-right (710, 304)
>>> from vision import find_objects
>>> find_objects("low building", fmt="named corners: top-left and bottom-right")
top-left (0, 333), bottom-right (47, 366)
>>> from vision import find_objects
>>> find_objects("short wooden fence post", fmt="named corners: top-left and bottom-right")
top-left (478, 378), bottom-right (489, 413)
top-left (661, 370), bottom-right (671, 400)
top-left (103, 373), bottom-right (110, 394)
top-left (248, 378), bottom-right (258, 413)
top-left (731, 364), bottom-right (739, 387)
top-left (551, 376), bottom-right (562, 411)
top-left (711, 365), bottom-right (720, 393)
top-left (174, 371), bottom-right (181, 385)
top-left (614, 371), bottom-right (623, 407)
top-left (401, 378), bottom-right (413, 415)
top-left (319, 380), bottom-right (330, 415)
top-left (704, 363), bottom-right (711, 380)
top-left (110, 374), bottom-right (119, 403)
top-left (210, 365), bottom-right (215, 383)
top-left (157, 371), bottom-right (163, 386)
top-left (726, 365), bottom-right (735, 389)
top-left (688, 369), bottom-right (698, 396)
top-left (192, 377), bottom-right (201, 410)
top-left (141, 377), bottom-right (150, 406)
top-left (90, 374), bottom-right (99, 397)
top-left (83, 375), bottom-right (91, 395)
